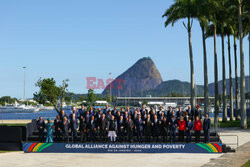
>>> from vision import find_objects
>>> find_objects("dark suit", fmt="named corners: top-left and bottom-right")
top-left (88, 119), bottom-right (96, 141)
top-left (144, 118), bottom-right (152, 142)
top-left (37, 120), bottom-right (45, 142)
top-left (61, 121), bottom-right (69, 142)
top-left (54, 119), bottom-right (61, 141)
top-left (117, 119), bottom-right (125, 142)
top-left (125, 119), bottom-right (134, 142)
top-left (152, 119), bottom-right (160, 142)
top-left (99, 118), bottom-right (108, 141)
top-left (79, 119), bottom-right (87, 142)
top-left (169, 118), bottom-right (177, 143)
top-left (186, 121), bottom-right (194, 143)
top-left (161, 120), bottom-right (169, 142)
top-left (203, 118), bottom-right (211, 143)
top-left (70, 118), bottom-right (78, 142)
top-left (135, 118), bottom-right (144, 142)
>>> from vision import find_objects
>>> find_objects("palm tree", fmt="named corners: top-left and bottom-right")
top-left (162, 0), bottom-right (196, 110)
top-left (196, 0), bottom-right (209, 115)
top-left (205, 0), bottom-right (224, 129)
top-left (238, 0), bottom-right (247, 129)
top-left (225, 26), bottom-right (234, 121)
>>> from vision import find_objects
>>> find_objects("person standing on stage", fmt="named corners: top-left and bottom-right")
top-left (88, 115), bottom-right (96, 142)
top-left (194, 116), bottom-right (202, 143)
top-left (108, 115), bottom-right (117, 142)
top-left (70, 113), bottom-right (78, 142)
top-left (125, 115), bottom-right (134, 142)
top-left (135, 114), bottom-right (144, 143)
top-left (54, 115), bottom-right (61, 141)
top-left (99, 114), bottom-right (108, 141)
top-left (161, 117), bottom-right (168, 142)
top-left (186, 117), bottom-right (193, 143)
top-left (61, 116), bottom-right (70, 143)
top-left (144, 114), bottom-right (152, 142)
top-left (117, 115), bottom-right (125, 142)
top-left (178, 116), bottom-right (186, 142)
top-left (37, 116), bottom-right (45, 142)
top-left (45, 118), bottom-right (54, 143)
top-left (79, 116), bottom-right (87, 142)
top-left (203, 114), bottom-right (211, 143)
top-left (152, 114), bottom-right (160, 142)
top-left (169, 115), bottom-right (177, 143)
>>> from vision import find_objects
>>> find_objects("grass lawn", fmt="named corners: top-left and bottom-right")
top-left (219, 120), bottom-right (250, 128)
top-left (242, 160), bottom-right (250, 167)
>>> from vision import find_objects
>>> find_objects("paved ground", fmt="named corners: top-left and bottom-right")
top-left (0, 128), bottom-right (249, 167)
top-left (202, 141), bottom-right (250, 167)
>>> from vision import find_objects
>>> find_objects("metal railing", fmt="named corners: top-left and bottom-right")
top-left (218, 134), bottom-right (239, 149)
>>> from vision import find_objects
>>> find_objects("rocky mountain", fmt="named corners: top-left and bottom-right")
top-left (102, 57), bottom-right (163, 96)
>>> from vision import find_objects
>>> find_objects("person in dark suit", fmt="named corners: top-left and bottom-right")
top-left (37, 116), bottom-right (45, 142)
top-left (186, 117), bottom-right (194, 143)
top-left (61, 116), bottom-right (70, 143)
top-left (99, 114), bottom-right (108, 142)
top-left (79, 116), bottom-right (87, 142)
top-left (161, 117), bottom-right (169, 142)
top-left (203, 114), bottom-right (211, 143)
top-left (117, 116), bottom-right (125, 142)
top-left (70, 113), bottom-right (78, 142)
top-left (167, 107), bottom-right (173, 122)
top-left (186, 105), bottom-right (194, 121)
top-left (88, 116), bottom-right (96, 142)
top-left (135, 114), bottom-right (144, 142)
top-left (125, 115), bottom-right (134, 142)
top-left (144, 114), bottom-right (152, 142)
top-left (169, 115), bottom-right (177, 143)
top-left (84, 111), bottom-right (91, 125)
top-left (152, 115), bottom-right (160, 142)
top-left (78, 105), bottom-right (86, 118)
top-left (54, 115), bottom-right (61, 142)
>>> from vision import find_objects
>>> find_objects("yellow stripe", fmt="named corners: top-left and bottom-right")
top-left (207, 143), bottom-right (218, 152)
top-left (33, 143), bottom-right (43, 152)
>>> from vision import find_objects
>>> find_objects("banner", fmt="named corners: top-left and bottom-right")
top-left (23, 143), bottom-right (222, 153)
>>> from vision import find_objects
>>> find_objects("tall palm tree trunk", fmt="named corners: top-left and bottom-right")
top-left (222, 34), bottom-right (227, 122)
top-left (234, 35), bottom-right (240, 120)
top-left (188, 17), bottom-right (195, 111)
top-left (202, 26), bottom-right (209, 115)
top-left (228, 35), bottom-right (234, 121)
top-left (238, 1), bottom-right (247, 129)
top-left (214, 25), bottom-right (219, 131)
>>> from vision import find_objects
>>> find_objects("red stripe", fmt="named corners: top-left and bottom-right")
top-left (213, 143), bottom-right (222, 152)
top-left (28, 143), bottom-right (37, 152)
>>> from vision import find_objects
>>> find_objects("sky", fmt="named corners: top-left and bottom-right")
top-left (0, 0), bottom-right (249, 99)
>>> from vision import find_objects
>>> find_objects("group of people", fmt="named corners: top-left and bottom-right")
top-left (36, 105), bottom-right (211, 143)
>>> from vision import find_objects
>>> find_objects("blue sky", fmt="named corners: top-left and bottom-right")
top-left (0, 0), bottom-right (249, 99)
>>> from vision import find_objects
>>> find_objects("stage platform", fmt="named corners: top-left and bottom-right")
top-left (23, 142), bottom-right (222, 153)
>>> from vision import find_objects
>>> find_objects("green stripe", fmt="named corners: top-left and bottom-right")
top-left (197, 143), bottom-right (212, 153)
top-left (38, 143), bottom-right (53, 152)
top-left (37, 143), bottom-right (49, 152)
top-left (201, 143), bottom-right (214, 152)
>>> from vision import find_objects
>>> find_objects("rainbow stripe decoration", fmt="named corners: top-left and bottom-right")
top-left (196, 143), bottom-right (222, 153)
top-left (23, 143), bottom-right (53, 153)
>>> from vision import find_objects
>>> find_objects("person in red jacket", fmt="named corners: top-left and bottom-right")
top-left (178, 116), bottom-right (186, 142)
top-left (194, 116), bottom-right (202, 143)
